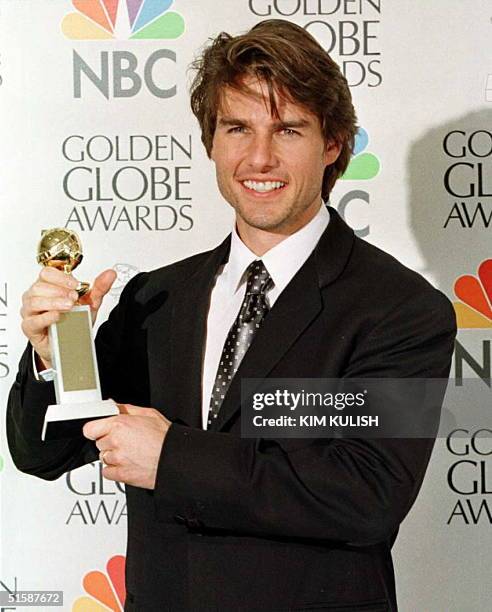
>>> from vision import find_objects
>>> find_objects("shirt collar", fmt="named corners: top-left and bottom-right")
top-left (226, 204), bottom-right (330, 295)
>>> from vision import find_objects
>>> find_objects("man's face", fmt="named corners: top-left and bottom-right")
top-left (210, 78), bottom-right (341, 238)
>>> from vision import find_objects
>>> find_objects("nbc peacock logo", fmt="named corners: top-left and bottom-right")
top-left (340, 127), bottom-right (380, 181)
top-left (62, 0), bottom-right (185, 40)
top-left (72, 555), bottom-right (126, 611)
top-left (453, 259), bottom-right (492, 328)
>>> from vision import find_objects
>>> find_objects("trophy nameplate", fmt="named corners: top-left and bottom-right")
top-left (36, 228), bottom-right (118, 441)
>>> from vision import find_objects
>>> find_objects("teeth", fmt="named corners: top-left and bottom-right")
top-left (243, 180), bottom-right (285, 192)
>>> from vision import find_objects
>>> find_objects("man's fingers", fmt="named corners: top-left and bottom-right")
top-left (25, 281), bottom-right (78, 301)
top-left (21, 295), bottom-right (75, 318)
top-left (80, 269), bottom-right (117, 311)
top-left (83, 415), bottom-right (119, 440)
top-left (38, 266), bottom-right (79, 289)
top-left (21, 311), bottom-right (60, 340)
top-left (94, 269), bottom-right (117, 294)
top-left (95, 436), bottom-right (113, 452)
top-left (100, 449), bottom-right (123, 466)
top-left (91, 269), bottom-right (117, 304)
top-left (101, 465), bottom-right (121, 482)
top-left (117, 403), bottom-right (147, 416)
top-left (117, 403), bottom-right (134, 415)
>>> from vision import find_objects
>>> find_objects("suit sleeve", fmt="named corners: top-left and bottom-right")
top-left (6, 272), bottom-right (145, 480)
top-left (153, 289), bottom-right (457, 545)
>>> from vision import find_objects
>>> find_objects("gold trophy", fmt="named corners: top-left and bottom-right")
top-left (37, 229), bottom-right (118, 441)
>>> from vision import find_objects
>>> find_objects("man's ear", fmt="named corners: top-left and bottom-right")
top-left (324, 139), bottom-right (342, 166)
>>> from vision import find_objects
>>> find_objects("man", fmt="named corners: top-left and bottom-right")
top-left (7, 20), bottom-right (456, 611)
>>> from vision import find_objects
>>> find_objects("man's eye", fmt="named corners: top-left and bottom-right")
top-left (228, 126), bottom-right (246, 134)
top-left (281, 128), bottom-right (299, 136)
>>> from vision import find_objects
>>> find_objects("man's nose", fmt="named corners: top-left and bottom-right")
top-left (245, 134), bottom-right (279, 171)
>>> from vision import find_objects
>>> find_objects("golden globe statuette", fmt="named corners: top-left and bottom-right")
top-left (36, 228), bottom-right (118, 441)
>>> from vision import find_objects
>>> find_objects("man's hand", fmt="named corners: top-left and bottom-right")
top-left (82, 404), bottom-right (172, 490)
top-left (21, 267), bottom-right (116, 369)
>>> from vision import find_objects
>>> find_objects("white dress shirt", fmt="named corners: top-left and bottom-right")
top-left (202, 204), bottom-right (330, 429)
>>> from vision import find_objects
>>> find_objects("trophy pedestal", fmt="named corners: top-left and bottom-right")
top-left (42, 399), bottom-right (119, 441)
top-left (40, 304), bottom-right (118, 441)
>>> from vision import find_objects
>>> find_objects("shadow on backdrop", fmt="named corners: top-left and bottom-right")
top-left (408, 108), bottom-right (492, 298)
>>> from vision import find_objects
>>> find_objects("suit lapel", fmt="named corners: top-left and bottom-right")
top-left (213, 206), bottom-right (355, 431)
top-left (148, 236), bottom-right (230, 428)
top-left (148, 207), bottom-right (354, 431)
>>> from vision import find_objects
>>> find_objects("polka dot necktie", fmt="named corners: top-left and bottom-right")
top-left (207, 260), bottom-right (273, 428)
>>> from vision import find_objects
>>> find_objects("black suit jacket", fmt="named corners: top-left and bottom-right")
top-left (7, 208), bottom-right (456, 611)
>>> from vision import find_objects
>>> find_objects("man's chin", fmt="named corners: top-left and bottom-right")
top-left (238, 214), bottom-right (290, 232)
top-left (231, 201), bottom-right (290, 229)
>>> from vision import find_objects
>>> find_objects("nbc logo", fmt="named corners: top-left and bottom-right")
top-left (72, 555), bottom-right (126, 611)
top-left (62, 0), bottom-right (185, 40)
top-left (453, 259), bottom-right (492, 328)
top-left (340, 127), bottom-right (380, 181)
top-left (66, 0), bottom-right (185, 97)
top-left (331, 127), bottom-right (379, 238)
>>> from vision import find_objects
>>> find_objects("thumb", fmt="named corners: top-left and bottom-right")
top-left (81, 269), bottom-right (117, 312)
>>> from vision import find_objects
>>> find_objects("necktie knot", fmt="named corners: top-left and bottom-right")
top-left (245, 260), bottom-right (273, 295)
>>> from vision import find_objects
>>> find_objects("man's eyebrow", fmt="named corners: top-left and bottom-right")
top-left (217, 117), bottom-right (312, 129)
top-left (273, 119), bottom-right (311, 129)
top-left (217, 117), bottom-right (249, 127)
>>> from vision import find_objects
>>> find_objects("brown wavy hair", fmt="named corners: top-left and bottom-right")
top-left (189, 19), bottom-right (357, 201)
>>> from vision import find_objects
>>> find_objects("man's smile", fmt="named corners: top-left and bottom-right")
top-left (239, 179), bottom-right (288, 196)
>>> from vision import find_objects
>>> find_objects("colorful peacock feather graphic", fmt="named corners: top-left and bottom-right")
top-left (341, 127), bottom-right (380, 180)
top-left (72, 555), bottom-right (126, 611)
top-left (62, 0), bottom-right (185, 40)
top-left (453, 259), bottom-right (492, 328)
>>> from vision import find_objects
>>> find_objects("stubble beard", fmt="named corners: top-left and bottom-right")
top-left (219, 177), bottom-right (318, 234)
top-left (234, 200), bottom-right (297, 233)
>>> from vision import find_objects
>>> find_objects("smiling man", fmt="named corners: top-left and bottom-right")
top-left (211, 80), bottom-right (341, 249)
top-left (8, 20), bottom-right (456, 612)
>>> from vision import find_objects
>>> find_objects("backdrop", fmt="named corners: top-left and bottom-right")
top-left (1, 1), bottom-right (491, 610)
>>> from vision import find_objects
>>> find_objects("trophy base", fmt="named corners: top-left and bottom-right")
top-left (42, 399), bottom-right (119, 441)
